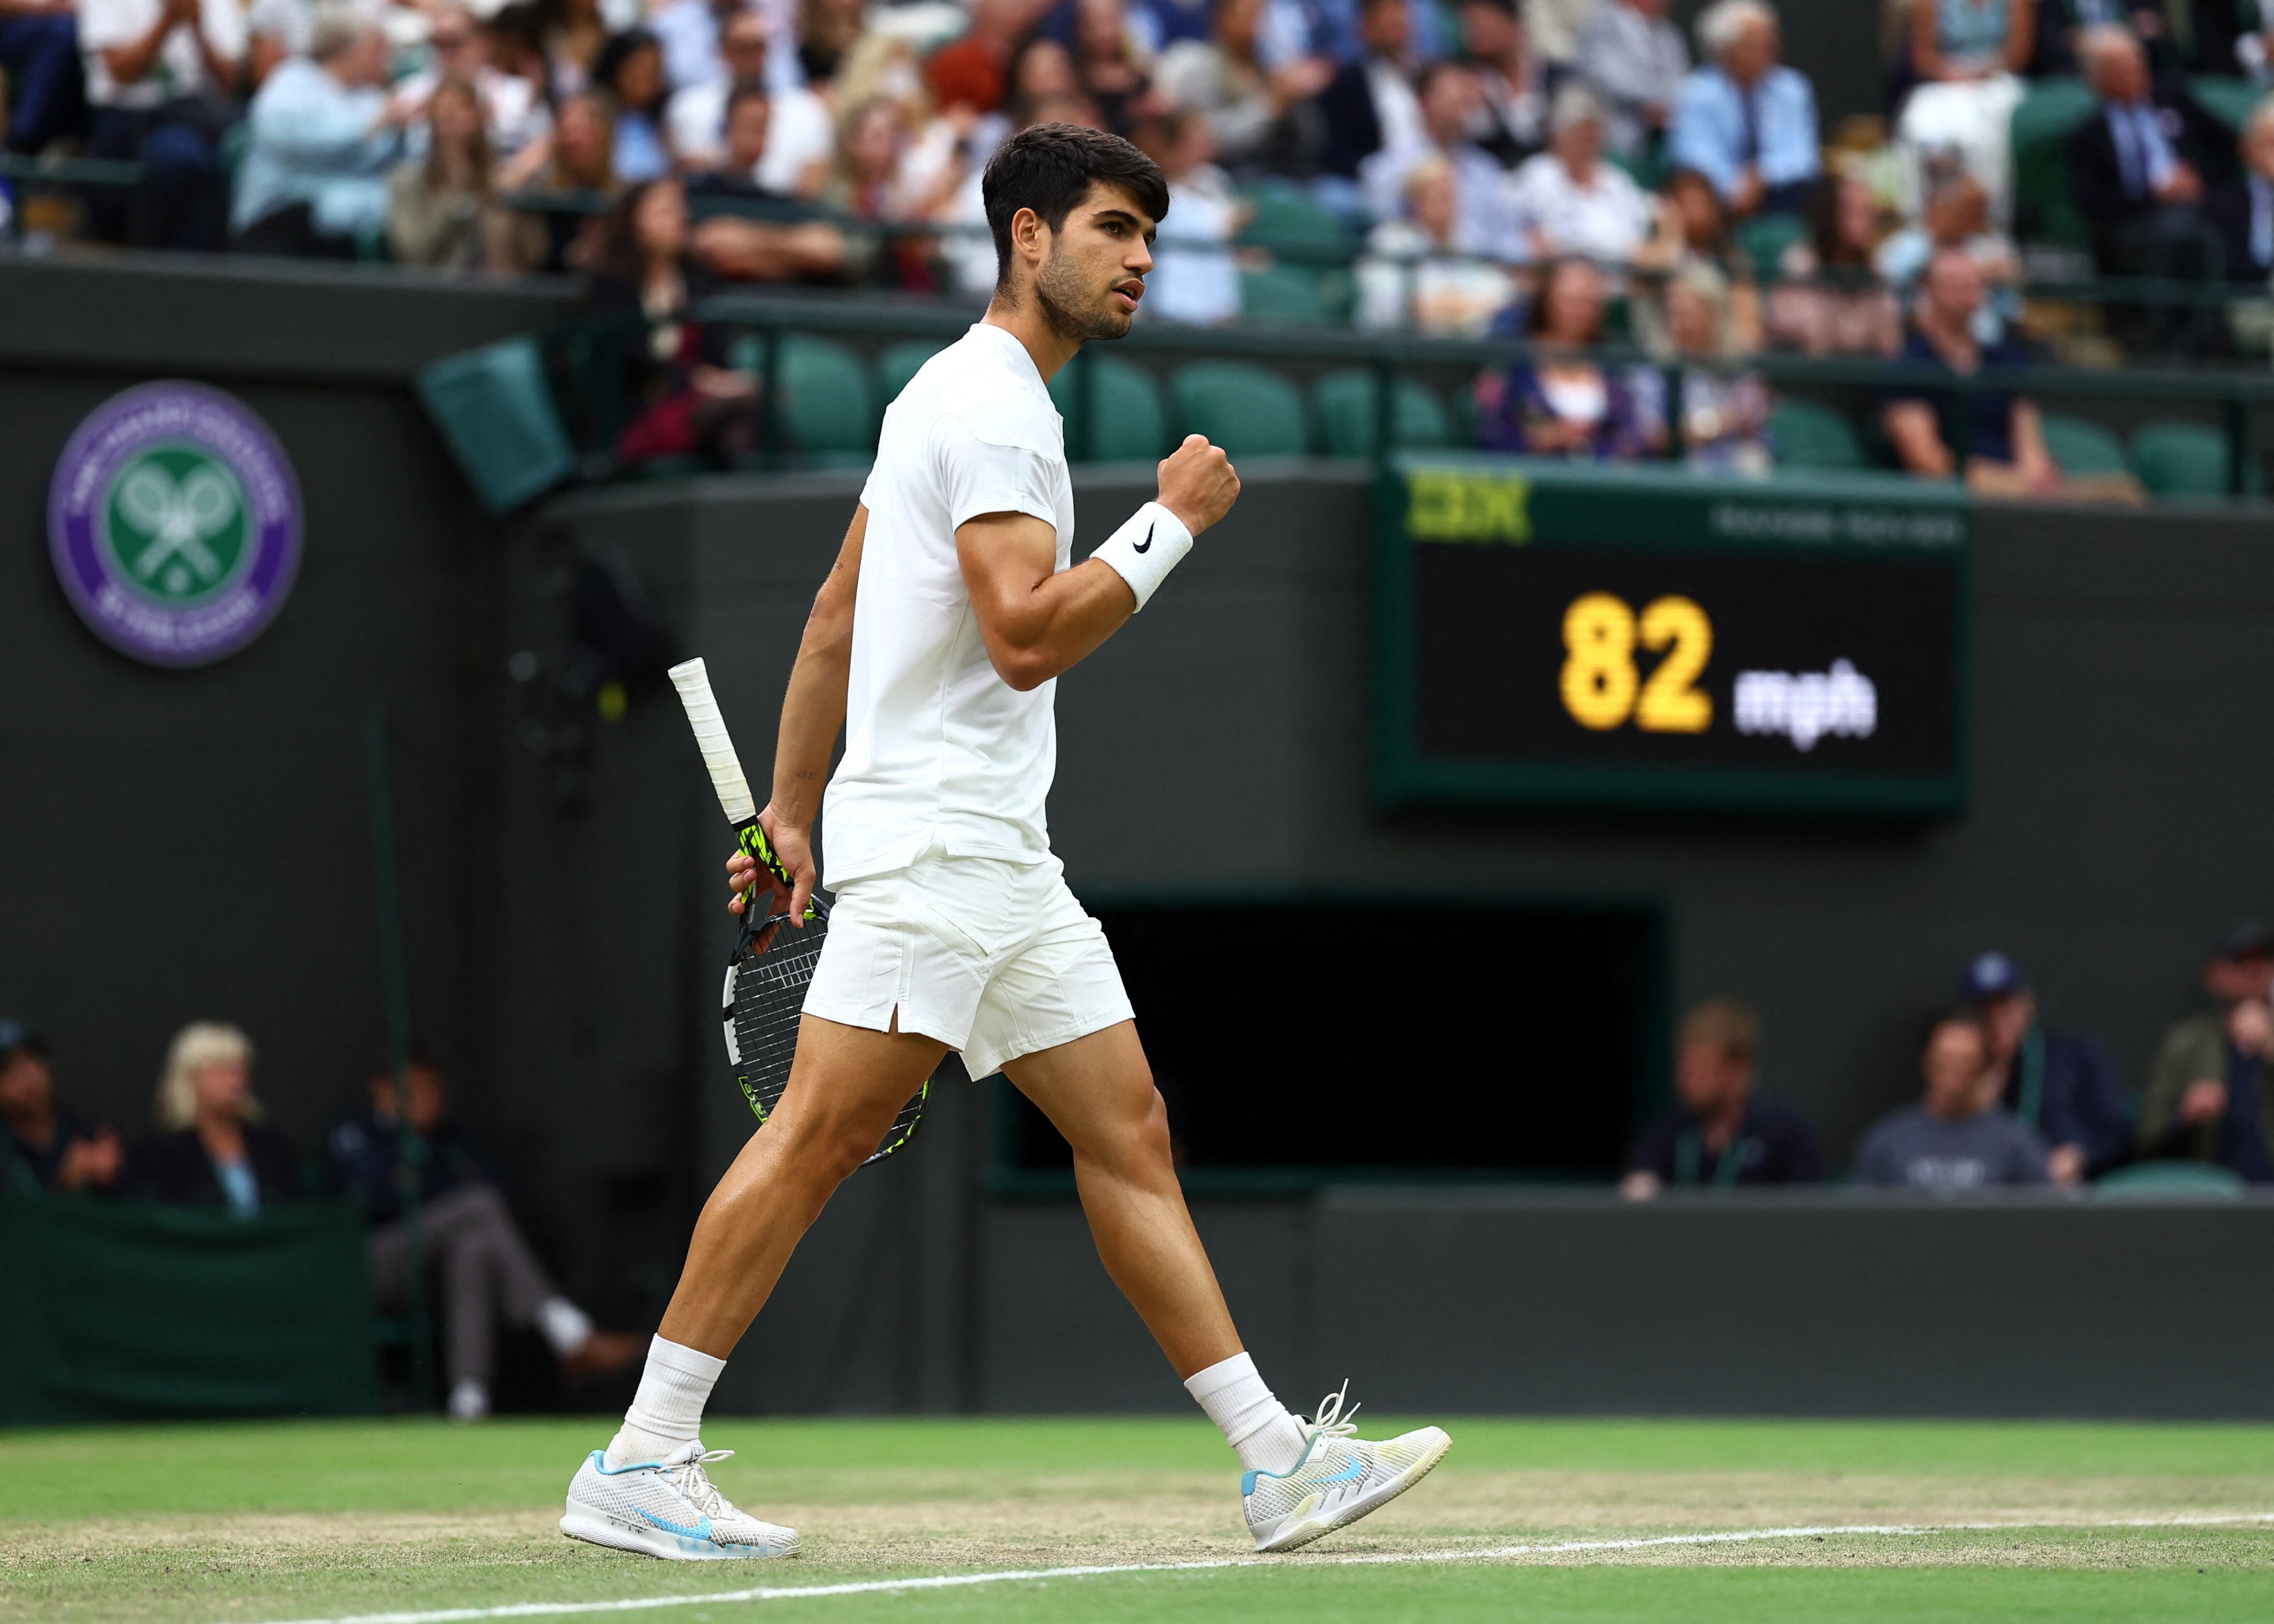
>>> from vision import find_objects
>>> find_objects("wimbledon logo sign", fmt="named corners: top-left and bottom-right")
top-left (47, 381), bottom-right (303, 667)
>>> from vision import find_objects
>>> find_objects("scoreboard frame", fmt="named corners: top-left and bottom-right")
top-left (1371, 454), bottom-right (1972, 818)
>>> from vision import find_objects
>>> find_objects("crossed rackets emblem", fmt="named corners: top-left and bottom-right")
top-left (116, 461), bottom-right (239, 592)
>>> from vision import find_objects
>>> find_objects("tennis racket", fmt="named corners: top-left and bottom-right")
top-left (668, 657), bottom-right (926, 1165)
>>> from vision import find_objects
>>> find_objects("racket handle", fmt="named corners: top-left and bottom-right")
top-left (732, 818), bottom-right (794, 888)
top-left (668, 657), bottom-right (758, 825)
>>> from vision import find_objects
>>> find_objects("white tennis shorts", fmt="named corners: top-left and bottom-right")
top-left (802, 847), bottom-right (1132, 1080)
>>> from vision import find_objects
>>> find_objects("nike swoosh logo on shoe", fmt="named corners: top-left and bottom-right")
top-left (1317, 1458), bottom-right (1367, 1485)
top-left (636, 1507), bottom-right (715, 1540)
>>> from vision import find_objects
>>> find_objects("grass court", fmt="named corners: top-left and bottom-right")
top-left (5, 1415), bottom-right (2273, 1622)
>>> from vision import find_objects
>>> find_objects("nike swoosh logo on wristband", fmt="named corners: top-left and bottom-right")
top-left (1134, 523), bottom-right (1153, 554)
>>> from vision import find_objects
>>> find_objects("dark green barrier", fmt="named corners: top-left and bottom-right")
top-left (1372, 456), bottom-right (1970, 817)
top-left (0, 1190), bottom-right (379, 1423)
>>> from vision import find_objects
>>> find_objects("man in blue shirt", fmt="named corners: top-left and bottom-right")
top-left (1958, 952), bottom-right (2133, 1186)
top-left (1857, 1011), bottom-right (2051, 1192)
top-left (1620, 999), bottom-right (1825, 1195)
top-left (1667, 0), bottom-right (1817, 218)
top-left (232, 9), bottom-right (407, 256)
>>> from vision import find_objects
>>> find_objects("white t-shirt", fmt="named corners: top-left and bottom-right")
top-left (1506, 151), bottom-right (1655, 262)
top-left (664, 79), bottom-right (832, 192)
top-left (79, 0), bottom-right (247, 109)
top-left (826, 323), bottom-right (1075, 887)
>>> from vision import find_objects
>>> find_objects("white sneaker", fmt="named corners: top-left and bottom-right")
top-left (1242, 1384), bottom-right (1451, 1553)
top-left (560, 1441), bottom-right (801, 1561)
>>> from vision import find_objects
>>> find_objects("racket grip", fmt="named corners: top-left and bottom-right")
top-left (668, 657), bottom-right (758, 824)
top-left (733, 818), bottom-right (793, 887)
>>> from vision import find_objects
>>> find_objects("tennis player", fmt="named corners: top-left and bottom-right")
top-left (562, 123), bottom-right (1449, 1562)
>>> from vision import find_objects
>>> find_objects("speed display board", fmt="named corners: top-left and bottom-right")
top-left (1373, 456), bottom-right (1969, 816)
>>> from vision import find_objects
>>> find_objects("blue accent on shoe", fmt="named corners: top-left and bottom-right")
top-left (1240, 1469), bottom-right (1260, 1496)
top-left (587, 1449), bottom-right (670, 1475)
top-left (636, 1506), bottom-right (716, 1542)
top-left (1318, 1456), bottom-right (1366, 1485)
top-left (1240, 1433), bottom-right (1331, 1499)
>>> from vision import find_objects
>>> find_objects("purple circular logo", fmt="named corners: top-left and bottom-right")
top-left (47, 381), bottom-right (302, 668)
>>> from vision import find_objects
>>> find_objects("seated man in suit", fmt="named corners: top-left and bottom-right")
top-left (2214, 97), bottom-right (2274, 282)
top-left (1310, 0), bottom-right (1423, 184)
top-left (2066, 24), bottom-right (2234, 278)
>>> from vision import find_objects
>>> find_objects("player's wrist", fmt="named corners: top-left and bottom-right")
top-left (1088, 501), bottom-right (1193, 613)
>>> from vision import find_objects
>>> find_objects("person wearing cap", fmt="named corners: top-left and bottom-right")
top-left (1620, 998), bottom-right (1825, 1197)
top-left (2137, 922), bottom-right (2274, 1180)
top-left (1959, 952), bottom-right (2133, 1187)
top-left (0, 1020), bottom-right (122, 1196)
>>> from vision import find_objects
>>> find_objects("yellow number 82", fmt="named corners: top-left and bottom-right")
top-left (1559, 592), bottom-right (1713, 734)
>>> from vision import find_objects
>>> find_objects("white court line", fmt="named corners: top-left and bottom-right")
top-left (248, 1512), bottom-right (2274, 1624)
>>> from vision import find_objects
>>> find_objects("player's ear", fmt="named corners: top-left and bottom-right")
top-left (1011, 205), bottom-right (1047, 268)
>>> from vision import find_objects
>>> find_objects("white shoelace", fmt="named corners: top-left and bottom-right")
top-left (1303, 1381), bottom-right (1362, 1445)
top-left (668, 1448), bottom-right (737, 1519)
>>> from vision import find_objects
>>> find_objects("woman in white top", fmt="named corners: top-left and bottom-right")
top-left (1506, 81), bottom-right (1668, 266)
top-left (1356, 153), bottom-right (1517, 334)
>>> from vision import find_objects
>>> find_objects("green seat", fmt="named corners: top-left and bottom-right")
top-left (1236, 189), bottom-right (1351, 264)
top-left (1239, 263), bottom-right (1332, 325)
top-left (2039, 412), bottom-right (2129, 477)
top-left (1770, 398), bottom-right (1864, 471)
top-left (2190, 74), bottom-right (2256, 134)
top-left (778, 335), bottom-right (874, 458)
top-left (1047, 354), bottom-right (1168, 462)
top-left (2093, 1160), bottom-right (2246, 1201)
top-left (2129, 419), bottom-right (2261, 497)
top-left (2009, 77), bottom-right (2097, 245)
top-left (415, 336), bottom-right (576, 514)
top-left (873, 339), bottom-right (946, 407)
top-left (1311, 369), bottom-right (1453, 457)
top-left (1173, 362), bottom-right (1310, 458)
top-left (1734, 215), bottom-right (1807, 281)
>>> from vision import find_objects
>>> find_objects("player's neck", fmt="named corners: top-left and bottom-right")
top-left (981, 299), bottom-right (1083, 384)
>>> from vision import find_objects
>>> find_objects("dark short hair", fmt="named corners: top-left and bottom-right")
top-left (725, 78), bottom-right (770, 122)
top-left (1921, 1006), bottom-right (1989, 1059)
top-left (982, 121), bottom-right (1169, 288)
top-left (1524, 255), bottom-right (1603, 337)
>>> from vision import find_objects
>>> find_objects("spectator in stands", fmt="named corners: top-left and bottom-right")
top-left (536, 0), bottom-right (607, 97)
top-left (1475, 256), bottom-right (1657, 458)
top-left (0, 0), bottom-right (83, 155)
top-left (645, 0), bottom-right (724, 99)
top-left (0, 1020), bottom-right (122, 1196)
top-left (1508, 82), bottom-right (1667, 265)
top-left (1638, 263), bottom-right (1774, 472)
top-left (592, 29), bottom-right (672, 183)
top-left (332, 1050), bottom-right (641, 1420)
top-left (1669, 0), bottom-right (1819, 220)
top-left (243, 0), bottom-right (302, 91)
top-left (482, 5), bottom-right (557, 158)
top-left (1155, 0), bottom-right (1331, 173)
top-left (588, 176), bottom-right (759, 464)
top-left (1355, 152), bottom-right (1518, 332)
top-left (1768, 171), bottom-right (1900, 356)
top-left (823, 96), bottom-right (915, 219)
top-left (1620, 1000), bottom-right (1824, 1196)
top-left (926, 0), bottom-right (1027, 116)
top-left (395, 3), bottom-right (551, 164)
top-left (1133, 105), bottom-right (1244, 324)
top-left (1896, 0), bottom-right (2033, 228)
top-left (797, 0), bottom-right (867, 88)
top-left (1874, 169), bottom-right (2021, 327)
top-left (2213, 96), bottom-right (2274, 282)
top-left (1579, 0), bottom-right (1689, 161)
top-left (1641, 165), bottom-right (1763, 348)
top-left (233, 9), bottom-right (410, 258)
top-left (1311, 0), bottom-right (1423, 192)
top-left (1956, 951), bottom-right (2132, 1185)
top-left (387, 76), bottom-right (514, 270)
top-left (1071, 0), bottom-right (1152, 133)
top-left (124, 1022), bottom-right (306, 1215)
top-left (682, 88), bottom-right (853, 277)
top-left (507, 87), bottom-right (616, 272)
top-left (1363, 62), bottom-right (1520, 259)
top-left (1856, 1010), bottom-right (2051, 1191)
top-left (1882, 247), bottom-right (2064, 497)
top-left (2138, 921), bottom-right (2274, 1179)
top-left (2068, 24), bottom-right (2233, 279)
top-left (79, 0), bottom-right (245, 250)
top-left (668, 10), bottom-right (832, 193)
top-left (1524, 0), bottom-right (1596, 70)
top-left (1460, 0), bottom-right (1546, 167)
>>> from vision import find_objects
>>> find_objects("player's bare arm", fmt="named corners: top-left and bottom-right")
top-left (726, 505), bottom-right (864, 924)
top-left (957, 436), bottom-right (1241, 692)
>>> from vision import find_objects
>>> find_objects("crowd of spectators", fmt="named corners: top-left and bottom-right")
top-left (0, 1017), bottom-right (639, 1418)
top-left (8, 0), bottom-right (2274, 481)
top-left (1618, 922), bottom-right (2274, 1196)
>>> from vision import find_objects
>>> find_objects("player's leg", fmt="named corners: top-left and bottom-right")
top-left (562, 1013), bottom-right (944, 1561)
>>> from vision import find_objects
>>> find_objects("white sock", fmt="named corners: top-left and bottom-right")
top-left (537, 1297), bottom-right (594, 1358)
top-left (447, 1378), bottom-right (489, 1421)
top-left (606, 1335), bottom-right (727, 1467)
top-left (1184, 1351), bottom-right (1308, 1476)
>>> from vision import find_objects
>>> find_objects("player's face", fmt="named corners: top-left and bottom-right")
top-left (1034, 182), bottom-right (1157, 341)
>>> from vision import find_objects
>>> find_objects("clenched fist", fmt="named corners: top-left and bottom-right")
top-left (1157, 434), bottom-right (1241, 537)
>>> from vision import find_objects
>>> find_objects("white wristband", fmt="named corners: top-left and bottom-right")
top-left (1088, 501), bottom-right (1193, 612)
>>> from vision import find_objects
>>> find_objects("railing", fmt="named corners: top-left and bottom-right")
top-left (525, 291), bottom-right (2274, 498)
